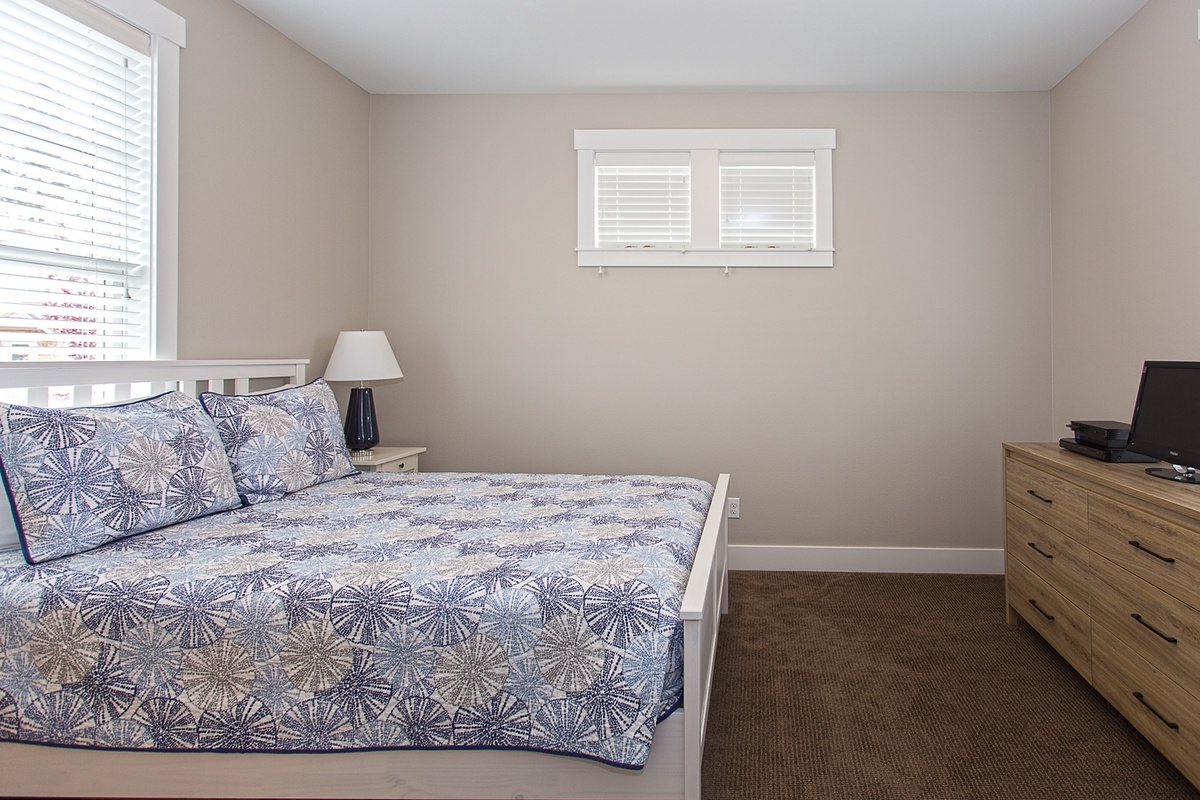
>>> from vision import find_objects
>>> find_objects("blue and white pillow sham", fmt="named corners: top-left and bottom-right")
top-left (200, 378), bottom-right (356, 506)
top-left (0, 392), bottom-right (241, 564)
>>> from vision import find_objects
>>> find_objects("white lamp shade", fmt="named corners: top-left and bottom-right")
top-left (323, 330), bottom-right (404, 382)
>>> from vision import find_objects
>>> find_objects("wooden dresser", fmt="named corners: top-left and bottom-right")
top-left (1003, 442), bottom-right (1200, 788)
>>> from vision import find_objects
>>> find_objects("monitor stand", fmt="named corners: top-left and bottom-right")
top-left (1145, 464), bottom-right (1200, 483)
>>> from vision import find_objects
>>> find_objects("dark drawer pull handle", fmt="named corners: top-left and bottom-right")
top-left (1131, 613), bottom-right (1179, 644)
top-left (1027, 489), bottom-right (1053, 504)
top-left (1127, 540), bottom-right (1176, 564)
top-left (1028, 599), bottom-right (1055, 621)
top-left (1027, 542), bottom-right (1054, 559)
top-left (1133, 692), bottom-right (1180, 731)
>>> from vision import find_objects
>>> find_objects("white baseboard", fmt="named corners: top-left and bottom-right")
top-left (729, 544), bottom-right (1004, 574)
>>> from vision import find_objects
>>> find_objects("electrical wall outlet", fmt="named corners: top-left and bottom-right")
top-left (727, 497), bottom-right (740, 519)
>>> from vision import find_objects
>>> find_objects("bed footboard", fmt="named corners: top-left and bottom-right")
top-left (680, 473), bottom-right (731, 800)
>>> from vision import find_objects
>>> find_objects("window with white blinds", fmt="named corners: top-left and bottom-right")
top-left (720, 152), bottom-right (815, 249)
top-left (576, 128), bottom-right (835, 268)
top-left (0, 0), bottom-right (184, 362)
top-left (595, 152), bottom-right (690, 247)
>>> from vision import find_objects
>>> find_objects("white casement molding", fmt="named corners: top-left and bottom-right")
top-left (574, 128), bottom-right (836, 151)
top-left (149, 31), bottom-right (180, 359)
top-left (729, 544), bottom-right (1005, 575)
top-left (90, 0), bottom-right (185, 45)
top-left (813, 148), bottom-right (833, 253)
top-left (690, 150), bottom-right (718, 250)
top-left (575, 149), bottom-right (596, 258)
top-left (79, 0), bottom-right (184, 359)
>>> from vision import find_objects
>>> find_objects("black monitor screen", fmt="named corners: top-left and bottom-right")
top-left (1127, 361), bottom-right (1200, 478)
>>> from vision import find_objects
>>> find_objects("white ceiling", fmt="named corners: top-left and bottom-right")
top-left (231, 0), bottom-right (1149, 95)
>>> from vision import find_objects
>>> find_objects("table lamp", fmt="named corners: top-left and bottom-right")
top-left (323, 330), bottom-right (403, 454)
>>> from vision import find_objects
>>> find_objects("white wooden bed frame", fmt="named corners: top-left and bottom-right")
top-left (0, 360), bottom-right (730, 800)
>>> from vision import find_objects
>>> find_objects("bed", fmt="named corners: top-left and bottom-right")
top-left (0, 359), bottom-right (729, 799)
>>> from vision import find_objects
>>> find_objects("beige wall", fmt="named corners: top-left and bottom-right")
top-left (159, 0), bottom-right (370, 373)
top-left (1051, 0), bottom-right (1200, 427)
top-left (368, 92), bottom-right (1052, 550)
top-left (124, 0), bottom-right (1200, 553)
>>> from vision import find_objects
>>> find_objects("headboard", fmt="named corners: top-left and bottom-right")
top-left (0, 359), bottom-right (309, 407)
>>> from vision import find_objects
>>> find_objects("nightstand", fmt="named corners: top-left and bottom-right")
top-left (351, 446), bottom-right (426, 473)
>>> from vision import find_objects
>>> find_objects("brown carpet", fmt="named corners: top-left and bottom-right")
top-left (700, 571), bottom-right (1200, 800)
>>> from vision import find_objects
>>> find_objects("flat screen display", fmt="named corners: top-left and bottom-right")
top-left (1126, 361), bottom-right (1200, 481)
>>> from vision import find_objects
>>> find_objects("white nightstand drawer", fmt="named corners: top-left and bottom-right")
top-left (351, 446), bottom-right (426, 473)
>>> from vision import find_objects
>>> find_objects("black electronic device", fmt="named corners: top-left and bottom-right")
top-left (1059, 419), bottom-right (1156, 463)
top-left (1058, 437), bottom-right (1157, 463)
top-left (1126, 361), bottom-right (1200, 483)
top-left (1067, 420), bottom-right (1131, 449)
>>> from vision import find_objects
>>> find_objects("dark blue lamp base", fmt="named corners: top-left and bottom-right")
top-left (344, 386), bottom-right (380, 452)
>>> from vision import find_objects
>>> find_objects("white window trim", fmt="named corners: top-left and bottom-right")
top-left (575, 128), bottom-right (835, 269)
top-left (85, 0), bottom-right (184, 358)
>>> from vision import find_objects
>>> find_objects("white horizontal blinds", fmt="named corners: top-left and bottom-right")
top-left (0, 0), bottom-right (153, 361)
top-left (719, 151), bottom-right (816, 249)
top-left (594, 151), bottom-right (690, 248)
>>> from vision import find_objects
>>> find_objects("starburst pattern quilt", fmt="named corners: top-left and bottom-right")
top-left (0, 471), bottom-right (713, 769)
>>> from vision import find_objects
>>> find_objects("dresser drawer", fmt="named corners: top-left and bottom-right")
top-left (1091, 554), bottom-right (1200, 703)
top-left (1089, 493), bottom-right (1200, 612)
top-left (1005, 456), bottom-right (1087, 542)
top-left (1093, 625), bottom-right (1200, 787)
top-left (1007, 557), bottom-right (1091, 681)
top-left (1006, 504), bottom-right (1091, 613)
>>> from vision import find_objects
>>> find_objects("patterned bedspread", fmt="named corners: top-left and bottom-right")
top-left (0, 472), bottom-right (713, 768)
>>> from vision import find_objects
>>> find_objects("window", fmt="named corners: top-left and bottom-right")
top-left (595, 152), bottom-right (690, 247)
top-left (0, 0), bottom-right (184, 361)
top-left (719, 151), bottom-right (815, 249)
top-left (576, 128), bottom-right (835, 268)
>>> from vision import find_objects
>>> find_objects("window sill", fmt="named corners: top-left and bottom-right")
top-left (576, 249), bottom-right (834, 269)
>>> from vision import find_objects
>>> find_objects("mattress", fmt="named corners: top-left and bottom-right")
top-left (0, 471), bottom-right (713, 769)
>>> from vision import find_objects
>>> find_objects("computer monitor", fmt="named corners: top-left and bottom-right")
top-left (1126, 361), bottom-right (1200, 483)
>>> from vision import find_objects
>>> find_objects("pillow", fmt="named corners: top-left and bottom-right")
top-left (200, 378), bottom-right (356, 505)
top-left (0, 392), bottom-right (242, 564)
